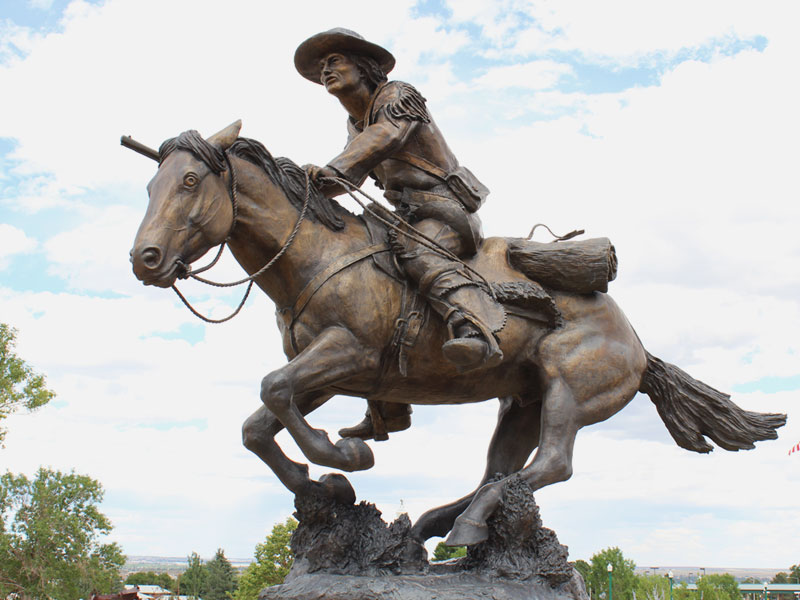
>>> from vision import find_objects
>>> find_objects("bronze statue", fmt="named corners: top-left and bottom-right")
top-left (128, 100), bottom-right (785, 551)
top-left (296, 29), bottom-right (503, 440)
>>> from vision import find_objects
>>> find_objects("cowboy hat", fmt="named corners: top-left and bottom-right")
top-left (294, 28), bottom-right (395, 84)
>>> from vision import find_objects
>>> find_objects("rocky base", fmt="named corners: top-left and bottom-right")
top-left (262, 475), bottom-right (588, 600)
top-left (463, 474), bottom-right (574, 584)
top-left (288, 491), bottom-right (428, 577)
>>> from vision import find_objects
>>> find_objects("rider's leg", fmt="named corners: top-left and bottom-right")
top-left (398, 218), bottom-right (504, 371)
top-left (339, 216), bottom-right (504, 439)
top-left (339, 217), bottom-right (500, 439)
top-left (338, 401), bottom-right (413, 441)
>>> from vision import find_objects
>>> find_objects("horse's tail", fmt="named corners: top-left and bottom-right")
top-left (639, 351), bottom-right (786, 453)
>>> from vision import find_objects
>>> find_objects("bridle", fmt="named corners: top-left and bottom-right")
top-left (171, 150), bottom-right (311, 324)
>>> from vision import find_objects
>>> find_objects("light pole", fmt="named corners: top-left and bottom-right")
top-left (608, 563), bottom-right (614, 600)
top-left (764, 581), bottom-right (769, 600)
top-left (669, 570), bottom-right (674, 600)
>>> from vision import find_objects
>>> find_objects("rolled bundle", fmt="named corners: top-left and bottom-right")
top-left (506, 237), bottom-right (617, 293)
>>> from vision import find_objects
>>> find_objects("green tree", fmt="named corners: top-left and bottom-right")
top-left (574, 559), bottom-right (591, 590)
top-left (125, 571), bottom-right (175, 591)
top-left (178, 552), bottom-right (208, 599)
top-left (636, 574), bottom-right (671, 600)
top-left (773, 573), bottom-right (789, 584)
top-left (697, 574), bottom-right (741, 600)
top-left (790, 565), bottom-right (800, 584)
top-left (205, 548), bottom-right (237, 600)
top-left (235, 518), bottom-right (297, 600)
top-left (586, 547), bottom-right (636, 600)
top-left (0, 467), bottom-right (124, 599)
top-left (675, 581), bottom-right (693, 600)
top-left (0, 324), bottom-right (55, 445)
top-left (431, 541), bottom-right (466, 562)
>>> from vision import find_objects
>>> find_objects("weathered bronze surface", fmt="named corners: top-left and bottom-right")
top-left (127, 28), bottom-right (786, 595)
top-left (128, 116), bottom-right (785, 542)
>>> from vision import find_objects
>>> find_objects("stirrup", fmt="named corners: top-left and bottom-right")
top-left (442, 335), bottom-right (503, 372)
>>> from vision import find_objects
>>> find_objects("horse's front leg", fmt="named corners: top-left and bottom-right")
top-left (242, 394), bottom-right (356, 505)
top-left (261, 326), bottom-right (378, 472)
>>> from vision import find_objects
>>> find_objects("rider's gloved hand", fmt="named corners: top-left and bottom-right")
top-left (303, 164), bottom-right (347, 197)
top-left (303, 164), bottom-right (339, 185)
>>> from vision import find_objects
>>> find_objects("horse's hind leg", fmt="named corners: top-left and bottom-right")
top-left (447, 374), bottom-right (581, 546)
top-left (242, 393), bottom-right (355, 504)
top-left (412, 396), bottom-right (541, 542)
top-left (447, 326), bottom-right (645, 546)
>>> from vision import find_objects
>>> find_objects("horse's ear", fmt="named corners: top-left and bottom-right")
top-left (207, 119), bottom-right (242, 150)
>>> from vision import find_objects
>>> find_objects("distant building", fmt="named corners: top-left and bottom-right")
top-left (685, 583), bottom-right (800, 600)
top-left (91, 586), bottom-right (201, 600)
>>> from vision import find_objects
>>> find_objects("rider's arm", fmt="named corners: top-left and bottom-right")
top-left (324, 82), bottom-right (430, 193)
top-left (327, 120), bottom-right (417, 187)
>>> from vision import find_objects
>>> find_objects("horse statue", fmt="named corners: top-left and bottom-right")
top-left (129, 121), bottom-right (785, 547)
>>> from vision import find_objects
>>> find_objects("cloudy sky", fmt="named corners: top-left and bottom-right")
top-left (1, 0), bottom-right (798, 570)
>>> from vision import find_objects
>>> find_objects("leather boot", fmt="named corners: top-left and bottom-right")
top-left (442, 317), bottom-right (504, 372)
top-left (338, 402), bottom-right (412, 441)
top-left (427, 283), bottom-right (504, 372)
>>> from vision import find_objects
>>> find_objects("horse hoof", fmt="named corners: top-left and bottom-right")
top-left (335, 437), bottom-right (375, 471)
top-left (445, 515), bottom-right (489, 547)
top-left (318, 473), bottom-right (356, 505)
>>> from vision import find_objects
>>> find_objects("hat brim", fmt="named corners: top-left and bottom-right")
top-left (294, 30), bottom-right (395, 84)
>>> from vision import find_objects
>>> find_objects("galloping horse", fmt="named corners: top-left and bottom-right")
top-left (130, 121), bottom-right (785, 547)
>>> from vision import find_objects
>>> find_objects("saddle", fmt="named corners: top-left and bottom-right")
top-left (359, 204), bottom-right (597, 376)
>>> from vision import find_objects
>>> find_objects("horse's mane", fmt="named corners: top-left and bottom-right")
top-left (158, 130), bottom-right (351, 231)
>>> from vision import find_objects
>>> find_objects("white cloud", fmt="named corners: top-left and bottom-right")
top-left (448, 0), bottom-right (798, 66)
top-left (474, 60), bottom-right (573, 90)
top-left (0, 223), bottom-right (38, 269)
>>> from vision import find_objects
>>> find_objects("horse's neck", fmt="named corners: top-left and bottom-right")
top-left (227, 158), bottom-right (366, 309)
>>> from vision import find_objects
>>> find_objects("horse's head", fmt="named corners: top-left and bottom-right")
top-left (130, 120), bottom-right (241, 287)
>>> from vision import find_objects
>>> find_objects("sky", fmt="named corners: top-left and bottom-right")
top-left (1, 0), bottom-right (798, 570)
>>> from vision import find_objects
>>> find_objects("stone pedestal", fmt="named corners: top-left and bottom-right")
top-left (261, 569), bottom-right (589, 600)
top-left (261, 475), bottom-right (588, 600)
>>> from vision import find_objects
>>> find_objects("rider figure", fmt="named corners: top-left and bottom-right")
top-left (295, 29), bottom-right (505, 440)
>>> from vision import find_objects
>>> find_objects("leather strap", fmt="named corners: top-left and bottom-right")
top-left (287, 243), bottom-right (390, 323)
top-left (391, 151), bottom-right (449, 180)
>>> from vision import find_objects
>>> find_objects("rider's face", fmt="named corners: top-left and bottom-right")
top-left (320, 53), bottom-right (363, 96)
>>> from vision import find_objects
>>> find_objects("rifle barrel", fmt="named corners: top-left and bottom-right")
top-left (120, 135), bottom-right (159, 162)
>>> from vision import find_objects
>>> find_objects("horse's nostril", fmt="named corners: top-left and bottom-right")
top-left (141, 247), bottom-right (163, 269)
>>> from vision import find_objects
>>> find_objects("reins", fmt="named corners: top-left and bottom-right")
top-left (171, 164), bottom-right (578, 325)
top-left (171, 152), bottom-right (311, 324)
top-left (321, 175), bottom-right (497, 297)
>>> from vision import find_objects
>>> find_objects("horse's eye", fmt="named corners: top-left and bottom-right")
top-left (184, 173), bottom-right (198, 188)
